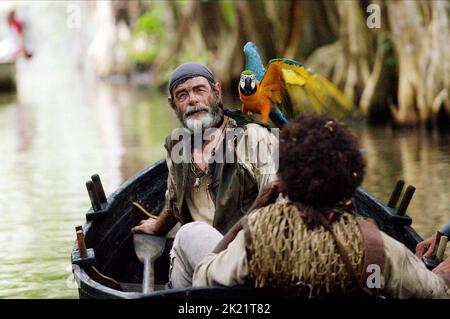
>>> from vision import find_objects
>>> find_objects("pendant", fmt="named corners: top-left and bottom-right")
top-left (194, 177), bottom-right (201, 188)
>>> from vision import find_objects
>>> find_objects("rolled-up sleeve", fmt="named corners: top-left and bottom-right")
top-left (381, 232), bottom-right (450, 298)
top-left (192, 230), bottom-right (249, 287)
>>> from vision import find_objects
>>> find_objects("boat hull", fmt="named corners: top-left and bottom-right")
top-left (72, 160), bottom-right (423, 299)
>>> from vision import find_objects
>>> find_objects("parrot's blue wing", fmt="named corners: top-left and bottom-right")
top-left (243, 42), bottom-right (266, 82)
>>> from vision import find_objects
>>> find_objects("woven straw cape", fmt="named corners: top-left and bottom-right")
top-left (245, 203), bottom-right (364, 298)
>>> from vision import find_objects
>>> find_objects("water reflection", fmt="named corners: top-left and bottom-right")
top-left (357, 125), bottom-right (450, 238)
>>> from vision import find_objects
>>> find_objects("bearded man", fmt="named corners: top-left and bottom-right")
top-left (131, 63), bottom-right (279, 286)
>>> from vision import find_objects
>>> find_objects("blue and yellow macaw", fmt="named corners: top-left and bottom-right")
top-left (239, 42), bottom-right (353, 127)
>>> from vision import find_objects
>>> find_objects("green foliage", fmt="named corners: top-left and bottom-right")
top-left (127, 4), bottom-right (165, 65)
top-left (220, 0), bottom-right (236, 25)
top-left (176, 0), bottom-right (189, 5)
top-left (135, 7), bottom-right (164, 37)
top-left (379, 32), bottom-right (397, 68)
top-left (380, 32), bottom-right (393, 53)
top-left (128, 44), bottom-right (158, 65)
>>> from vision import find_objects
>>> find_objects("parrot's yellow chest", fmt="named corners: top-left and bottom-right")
top-left (240, 89), bottom-right (271, 113)
top-left (239, 87), bottom-right (272, 123)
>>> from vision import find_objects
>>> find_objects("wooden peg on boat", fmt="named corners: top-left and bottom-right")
top-left (91, 174), bottom-right (107, 204)
top-left (76, 229), bottom-right (87, 258)
top-left (72, 225), bottom-right (96, 267)
top-left (85, 175), bottom-right (110, 221)
top-left (396, 185), bottom-right (415, 216)
top-left (387, 180), bottom-right (404, 208)
top-left (86, 180), bottom-right (101, 211)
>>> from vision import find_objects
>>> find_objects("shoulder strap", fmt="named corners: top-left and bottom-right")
top-left (318, 214), bottom-right (375, 296)
top-left (355, 217), bottom-right (386, 287)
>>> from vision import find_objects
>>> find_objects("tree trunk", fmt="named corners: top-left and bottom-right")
top-left (283, 0), bottom-right (302, 59)
top-left (387, 0), bottom-right (449, 129)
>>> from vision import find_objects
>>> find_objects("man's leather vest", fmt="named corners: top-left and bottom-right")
top-left (164, 109), bottom-right (271, 234)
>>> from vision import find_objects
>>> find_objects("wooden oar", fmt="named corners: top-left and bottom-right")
top-left (133, 233), bottom-right (166, 294)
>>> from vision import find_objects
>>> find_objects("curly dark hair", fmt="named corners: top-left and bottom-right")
top-left (278, 113), bottom-right (365, 209)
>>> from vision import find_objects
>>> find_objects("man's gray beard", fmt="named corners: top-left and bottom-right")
top-left (177, 99), bottom-right (224, 133)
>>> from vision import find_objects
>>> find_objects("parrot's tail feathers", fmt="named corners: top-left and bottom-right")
top-left (268, 105), bottom-right (289, 128)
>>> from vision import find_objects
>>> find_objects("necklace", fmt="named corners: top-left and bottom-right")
top-left (190, 162), bottom-right (205, 188)
top-left (190, 118), bottom-right (228, 189)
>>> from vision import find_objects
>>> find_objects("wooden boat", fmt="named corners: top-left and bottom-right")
top-left (0, 60), bottom-right (16, 91)
top-left (71, 159), bottom-right (422, 299)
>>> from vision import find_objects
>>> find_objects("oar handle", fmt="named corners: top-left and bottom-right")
top-left (143, 258), bottom-right (155, 294)
top-left (431, 231), bottom-right (443, 259)
top-left (436, 236), bottom-right (449, 263)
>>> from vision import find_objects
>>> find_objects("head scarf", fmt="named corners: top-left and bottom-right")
top-left (168, 62), bottom-right (215, 94)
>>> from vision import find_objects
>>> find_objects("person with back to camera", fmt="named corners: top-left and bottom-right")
top-left (171, 113), bottom-right (450, 298)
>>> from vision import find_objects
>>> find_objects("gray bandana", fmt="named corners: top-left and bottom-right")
top-left (168, 62), bottom-right (215, 94)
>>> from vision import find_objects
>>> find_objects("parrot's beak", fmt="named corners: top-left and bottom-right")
top-left (244, 77), bottom-right (253, 94)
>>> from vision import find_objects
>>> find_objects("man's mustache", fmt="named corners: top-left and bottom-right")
top-left (183, 105), bottom-right (210, 119)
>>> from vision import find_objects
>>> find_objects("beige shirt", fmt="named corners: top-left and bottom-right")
top-left (165, 117), bottom-right (279, 224)
top-left (192, 225), bottom-right (450, 299)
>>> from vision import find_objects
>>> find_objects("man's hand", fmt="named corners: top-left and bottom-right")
top-left (131, 208), bottom-right (178, 236)
top-left (433, 256), bottom-right (450, 274)
top-left (416, 233), bottom-right (437, 258)
top-left (131, 218), bottom-right (159, 234)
